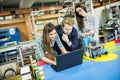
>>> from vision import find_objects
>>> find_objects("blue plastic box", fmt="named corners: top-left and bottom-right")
top-left (0, 27), bottom-right (21, 46)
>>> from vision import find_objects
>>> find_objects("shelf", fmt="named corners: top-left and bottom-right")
top-left (0, 45), bottom-right (18, 53)
top-left (34, 13), bottom-right (65, 20)
top-left (0, 60), bottom-right (16, 66)
top-left (93, 0), bottom-right (118, 8)
top-left (0, 40), bottom-right (36, 65)
top-left (93, 3), bottom-right (101, 8)
top-left (0, 18), bottom-right (25, 25)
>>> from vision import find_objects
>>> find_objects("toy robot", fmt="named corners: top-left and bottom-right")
top-left (82, 36), bottom-right (108, 58)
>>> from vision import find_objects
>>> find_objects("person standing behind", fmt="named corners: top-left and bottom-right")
top-left (75, 3), bottom-right (99, 42)
top-left (35, 23), bottom-right (68, 65)
top-left (55, 17), bottom-right (79, 52)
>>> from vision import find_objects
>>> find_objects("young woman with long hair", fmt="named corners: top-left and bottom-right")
top-left (75, 2), bottom-right (99, 42)
top-left (35, 23), bottom-right (67, 65)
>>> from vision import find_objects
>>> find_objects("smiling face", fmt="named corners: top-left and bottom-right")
top-left (62, 24), bottom-right (72, 35)
top-left (49, 29), bottom-right (57, 41)
top-left (75, 7), bottom-right (87, 18)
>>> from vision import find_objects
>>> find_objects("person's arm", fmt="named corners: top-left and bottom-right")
top-left (41, 57), bottom-right (56, 65)
top-left (68, 28), bottom-right (79, 50)
top-left (62, 33), bottom-right (71, 45)
top-left (62, 28), bottom-right (79, 50)
top-left (36, 47), bottom-right (56, 65)
top-left (93, 14), bottom-right (99, 42)
top-left (85, 29), bottom-right (94, 36)
top-left (35, 35), bottom-right (56, 65)
top-left (56, 33), bottom-right (68, 53)
top-left (78, 14), bottom-right (96, 38)
top-left (35, 34), bottom-right (44, 61)
top-left (59, 46), bottom-right (68, 53)
top-left (78, 29), bottom-right (93, 37)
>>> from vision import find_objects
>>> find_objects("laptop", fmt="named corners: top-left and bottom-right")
top-left (51, 48), bottom-right (84, 72)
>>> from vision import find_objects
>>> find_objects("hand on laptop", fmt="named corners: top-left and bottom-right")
top-left (63, 51), bottom-right (69, 54)
top-left (53, 61), bottom-right (56, 66)
top-left (66, 51), bottom-right (70, 53)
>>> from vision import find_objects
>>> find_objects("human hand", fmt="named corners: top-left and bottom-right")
top-left (65, 51), bottom-right (69, 54)
top-left (62, 34), bottom-right (69, 43)
top-left (89, 29), bottom-right (94, 35)
top-left (62, 50), bottom-right (69, 54)
top-left (86, 29), bottom-right (94, 36)
top-left (53, 62), bottom-right (56, 66)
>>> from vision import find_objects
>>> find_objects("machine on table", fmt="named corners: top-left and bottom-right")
top-left (82, 36), bottom-right (108, 58)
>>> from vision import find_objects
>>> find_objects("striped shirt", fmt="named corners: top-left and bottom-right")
top-left (78, 13), bottom-right (99, 42)
top-left (35, 33), bottom-right (64, 61)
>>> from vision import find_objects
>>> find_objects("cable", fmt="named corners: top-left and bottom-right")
top-left (3, 68), bottom-right (16, 79)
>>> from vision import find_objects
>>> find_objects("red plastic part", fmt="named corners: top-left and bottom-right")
top-left (37, 58), bottom-right (54, 66)
top-left (115, 39), bottom-right (120, 44)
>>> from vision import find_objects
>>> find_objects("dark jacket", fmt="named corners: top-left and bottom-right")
top-left (55, 25), bottom-right (79, 52)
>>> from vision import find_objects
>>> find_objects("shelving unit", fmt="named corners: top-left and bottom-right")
top-left (29, 10), bottom-right (66, 38)
top-left (34, 13), bottom-right (65, 20)
top-left (0, 12), bottom-right (32, 41)
top-left (19, 40), bottom-right (36, 66)
top-left (0, 45), bottom-right (19, 65)
top-left (0, 18), bottom-right (25, 25)
top-left (0, 40), bottom-right (36, 66)
top-left (92, 0), bottom-right (118, 8)
top-left (99, 27), bottom-right (119, 42)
